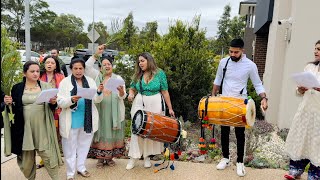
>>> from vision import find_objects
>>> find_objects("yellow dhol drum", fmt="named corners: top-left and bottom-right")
top-left (198, 96), bottom-right (256, 128)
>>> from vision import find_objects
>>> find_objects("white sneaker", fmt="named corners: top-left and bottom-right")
top-left (216, 158), bottom-right (230, 170)
top-left (236, 162), bottom-right (246, 176)
top-left (126, 158), bottom-right (137, 170)
top-left (144, 157), bottom-right (152, 168)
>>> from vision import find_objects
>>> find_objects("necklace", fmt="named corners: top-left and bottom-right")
top-left (24, 83), bottom-right (39, 91)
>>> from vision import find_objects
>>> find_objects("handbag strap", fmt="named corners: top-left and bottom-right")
top-left (139, 74), bottom-right (145, 108)
top-left (139, 73), bottom-right (166, 113)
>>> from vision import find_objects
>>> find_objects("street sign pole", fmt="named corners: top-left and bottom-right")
top-left (87, 0), bottom-right (100, 55)
top-left (92, 0), bottom-right (95, 53)
top-left (25, 0), bottom-right (31, 61)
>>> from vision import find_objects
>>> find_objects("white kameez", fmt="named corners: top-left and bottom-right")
top-left (128, 93), bottom-right (164, 158)
top-left (285, 63), bottom-right (320, 167)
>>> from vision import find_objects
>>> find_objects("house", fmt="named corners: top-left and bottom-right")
top-left (239, 0), bottom-right (320, 129)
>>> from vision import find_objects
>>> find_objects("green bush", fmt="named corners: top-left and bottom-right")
top-left (208, 148), bottom-right (222, 159)
top-left (74, 44), bottom-right (85, 51)
top-left (124, 120), bottom-right (132, 138)
top-left (247, 79), bottom-right (264, 120)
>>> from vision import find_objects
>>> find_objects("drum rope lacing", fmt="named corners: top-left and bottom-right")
top-left (201, 99), bottom-right (247, 126)
top-left (140, 117), bottom-right (181, 143)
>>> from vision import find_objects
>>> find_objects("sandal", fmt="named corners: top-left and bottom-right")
top-left (284, 174), bottom-right (301, 180)
top-left (106, 159), bottom-right (116, 167)
top-left (96, 159), bottom-right (104, 169)
top-left (77, 170), bottom-right (91, 177)
top-left (36, 164), bottom-right (44, 169)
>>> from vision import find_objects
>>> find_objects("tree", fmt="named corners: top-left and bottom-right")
top-left (214, 4), bottom-right (246, 56)
top-left (31, 10), bottom-right (57, 50)
top-left (117, 12), bottom-right (138, 50)
top-left (215, 4), bottom-right (231, 56)
top-left (228, 16), bottom-right (246, 40)
top-left (1, 0), bottom-right (56, 42)
top-left (52, 14), bottom-right (84, 49)
top-left (152, 16), bottom-right (215, 121)
top-left (140, 21), bottom-right (160, 42)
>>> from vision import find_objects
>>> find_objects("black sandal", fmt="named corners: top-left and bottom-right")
top-left (36, 164), bottom-right (44, 169)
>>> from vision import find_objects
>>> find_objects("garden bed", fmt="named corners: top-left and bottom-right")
top-left (121, 119), bottom-right (290, 170)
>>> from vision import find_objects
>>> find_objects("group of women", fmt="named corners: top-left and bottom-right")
top-left (2, 41), bottom-right (319, 180)
top-left (3, 44), bottom-right (175, 180)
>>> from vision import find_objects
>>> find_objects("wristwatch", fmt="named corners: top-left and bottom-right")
top-left (261, 97), bottom-right (268, 101)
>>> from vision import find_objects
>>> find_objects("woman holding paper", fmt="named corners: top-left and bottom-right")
top-left (38, 55), bottom-right (65, 168)
top-left (85, 45), bottom-right (127, 168)
top-left (284, 40), bottom-right (320, 180)
top-left (3, 61), bottom-right (63, 180)
top-left (126, 52), bottom-right (175, 170)
top-left (57, 58), bottom-right (103, 180)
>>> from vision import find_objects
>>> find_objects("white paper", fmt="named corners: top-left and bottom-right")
top-left (105, 78), bottom-right (125, 94)
top-left (35, 88), bottom-right (59, 104)
top-left (77, 87), bottom-right (97, 99)
top-left (291, 71), bottom-right (320, 88)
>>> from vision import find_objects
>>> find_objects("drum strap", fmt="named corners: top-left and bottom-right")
top-left (219, 57), bottom-right (231, 94)
top-left (204, 94), bottom-right (210, 117)
top-left (219, 58), bottom-right (245, 95)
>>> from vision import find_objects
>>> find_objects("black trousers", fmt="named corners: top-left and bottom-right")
top-left (221, 126), bottom-right (245, 163)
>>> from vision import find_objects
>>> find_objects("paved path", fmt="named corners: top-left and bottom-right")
top-left (1, 157), bottom-right (299, 180)
top-left (1, 129), bottom-right (308, 180)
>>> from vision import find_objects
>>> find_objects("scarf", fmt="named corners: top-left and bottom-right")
top-left (98, 73), bottom-right (121, 129)
top-left (70, 75), bottom-right (93, 133)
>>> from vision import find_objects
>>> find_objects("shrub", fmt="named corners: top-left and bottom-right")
top-left (124, 120), bottom-right (132, 138)
top-left (247, 79), bottom-right (264, 120)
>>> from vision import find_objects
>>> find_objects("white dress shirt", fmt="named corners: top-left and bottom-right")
top-left (213, 54), bottom-right (265, 98)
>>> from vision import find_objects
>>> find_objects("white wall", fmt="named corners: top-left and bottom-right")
top-left (264, 0), bottom-right (320, 128)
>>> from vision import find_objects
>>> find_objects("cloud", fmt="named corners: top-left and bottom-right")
top-left (46, 0), bottom-right (242, 37)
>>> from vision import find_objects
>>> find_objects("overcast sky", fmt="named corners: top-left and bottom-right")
top-left (45, 0), bottom-right (242, 38)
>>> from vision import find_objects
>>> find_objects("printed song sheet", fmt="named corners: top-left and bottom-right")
top-left (35, 88), bottom-right (59, 104)
top-left (105, 78), bottom-right (125, 94)
top-left (292, 71), bottom-right (320, 88)
top-left (77, 87), bottom-right (96, 99)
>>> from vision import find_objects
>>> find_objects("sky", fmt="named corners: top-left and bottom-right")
top-left (45, 0), bottom-right (243, 38)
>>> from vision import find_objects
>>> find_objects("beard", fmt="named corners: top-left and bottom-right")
top-left (231, 53), bottom-right (242, 62)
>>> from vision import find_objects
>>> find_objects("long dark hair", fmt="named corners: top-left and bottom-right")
top-left (132, 52), bottom-right (158, 82)
top-left (310, 40), bottom-right (320, 65)
top-left (40, 55), bottom-right (61, 76)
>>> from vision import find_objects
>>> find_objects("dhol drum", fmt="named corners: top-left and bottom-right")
top-left (198, 96), bottom-right (256, 128)
top-left (132, 110), bottom-right (181, 143)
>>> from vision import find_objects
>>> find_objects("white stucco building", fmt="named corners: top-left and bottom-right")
top-left (240, 0), bottom-right (320, 129)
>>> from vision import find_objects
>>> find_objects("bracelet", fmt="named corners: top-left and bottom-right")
top-left (261, 97), bottom-right (268, 101)
top-left (93, 53), bottom-right (101, 60)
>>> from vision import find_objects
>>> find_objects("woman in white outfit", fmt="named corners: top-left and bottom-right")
top-left (284, 40), bottom-right (320, 180)
top-left (57, 58), bottom-right (103, 180)
top-left (126, 52), bottom-right (175, 170)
